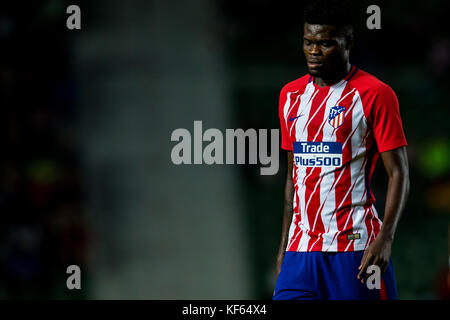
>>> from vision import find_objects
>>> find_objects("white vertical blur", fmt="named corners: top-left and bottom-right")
top-left (73, 0), bottom-right (250, 299)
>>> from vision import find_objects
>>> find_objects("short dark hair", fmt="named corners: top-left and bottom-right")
top-left (303, 0), bottom-right (354, 34)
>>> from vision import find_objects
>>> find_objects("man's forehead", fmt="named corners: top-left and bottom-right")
top-left (303, 23), bottom-right (341, 39)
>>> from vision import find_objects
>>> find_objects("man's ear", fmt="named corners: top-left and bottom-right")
top-left (345, 34), bottom-right (354, 50)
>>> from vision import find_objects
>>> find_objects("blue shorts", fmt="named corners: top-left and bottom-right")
top-left (273, 251), bottom-right (397, 300)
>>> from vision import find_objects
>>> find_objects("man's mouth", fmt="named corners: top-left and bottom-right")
top-left (308, 61), bottom-right (322, 68)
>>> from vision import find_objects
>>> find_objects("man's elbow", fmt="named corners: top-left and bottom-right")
top-left (391, 166), bottom-right (410, 195)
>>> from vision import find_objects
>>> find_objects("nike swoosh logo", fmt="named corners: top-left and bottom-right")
top-left (289, 114), bottom-right (304, 122)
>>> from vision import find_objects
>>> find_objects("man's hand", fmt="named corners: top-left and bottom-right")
top-left (357, 232), bottom-right (392, 283)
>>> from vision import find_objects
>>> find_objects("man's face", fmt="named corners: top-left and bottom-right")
top-left (303, 23), bottom-right (350, 78)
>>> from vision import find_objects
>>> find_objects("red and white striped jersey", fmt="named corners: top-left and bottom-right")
top-left (279, 66), bottom-right (407, 252)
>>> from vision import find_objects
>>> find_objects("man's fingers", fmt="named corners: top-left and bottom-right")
top-left (357, 253), bottom-right (369, 277)
top-left (360, 257), bottom-right (390, 284)
top-left (372, 256), bottom-right (380, 268)
top-left (373, 257), bottom-right (388, 276)
top-left (358, 250), bottom-right (369, 270)
top-left (362, 256), bottom-right (379, 283)
top-left (357, 253), bottom-right (373, 281)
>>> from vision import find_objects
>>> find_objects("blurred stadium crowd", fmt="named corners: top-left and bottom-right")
top-left (0, 1), bottom-right (89, 298)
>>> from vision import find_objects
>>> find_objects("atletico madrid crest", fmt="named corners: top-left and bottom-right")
top-left (328, 106), bottom-right (346, 129)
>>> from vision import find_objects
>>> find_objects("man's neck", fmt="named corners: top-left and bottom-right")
top-left (314, 62), bottom-right (352, 87)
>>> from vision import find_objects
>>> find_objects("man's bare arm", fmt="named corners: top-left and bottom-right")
top-left (358, 146), bottom-right (410, 282)
top-left (378, 146), bottom-right (410, 241)
top-left (276, 151), bottom-right (294, 277)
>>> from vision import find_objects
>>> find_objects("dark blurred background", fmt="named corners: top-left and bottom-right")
top-left (0, 0), bottom-right (449, 299)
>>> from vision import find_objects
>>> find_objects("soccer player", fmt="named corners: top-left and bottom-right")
top-left (273, 0), bottom-right (410, 300)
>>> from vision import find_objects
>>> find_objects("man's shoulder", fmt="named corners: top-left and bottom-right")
top-left (351, 68), bottom-right (396, 97)
top-left (280, 74), bottom-right (311, 94)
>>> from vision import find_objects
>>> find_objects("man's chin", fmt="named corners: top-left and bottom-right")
top-left (307, 68), bottom-right (322, 77)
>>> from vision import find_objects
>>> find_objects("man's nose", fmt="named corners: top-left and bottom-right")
top-left (309, 44), bottom-right (321, 55)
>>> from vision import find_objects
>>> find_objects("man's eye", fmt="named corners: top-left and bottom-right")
top-left (304, 40), bottom-right (312, 45)
top-left (321, 42), bottom-right (333, 47)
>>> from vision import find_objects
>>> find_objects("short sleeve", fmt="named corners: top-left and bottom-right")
top-left (279, 87), bottom-right (293, 151)
top-left (370, 84), bottom-right (407, 153)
